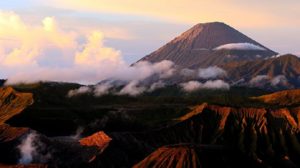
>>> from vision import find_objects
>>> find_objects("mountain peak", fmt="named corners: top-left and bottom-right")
top-left (194, 21), bottom-right (227, 27)
top-left (139, 22), bottom-right (277, 68)
top-left (173, 21), bottom-right (268, 50)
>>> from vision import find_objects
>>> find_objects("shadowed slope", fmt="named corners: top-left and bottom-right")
top-left (93, 103), bottom-right (300, 167)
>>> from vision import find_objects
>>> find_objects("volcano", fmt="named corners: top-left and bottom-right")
top-left (138, 22), bottom-right (277, 68)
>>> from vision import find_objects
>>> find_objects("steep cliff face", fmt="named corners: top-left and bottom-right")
top-left (0, 87), bottom-right (34, 164)
top-left (0, 87), bottom-right (33, 124)
top-left (90, 103), bottom-right (300, 168)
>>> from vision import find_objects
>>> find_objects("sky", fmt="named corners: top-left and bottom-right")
top-left (0, 0), bottom-right (299, 84)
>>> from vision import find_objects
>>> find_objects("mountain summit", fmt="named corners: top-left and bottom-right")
top-left (139, 22), bottom-right (277, 68)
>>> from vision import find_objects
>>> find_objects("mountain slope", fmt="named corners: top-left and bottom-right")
top-left (251, 89), bottom-right (300, 106)
top-left (133, 145), bottom-right (202, 168)
top-left (0, 87), bottom-right (33, 124)
top-left (221, 54), bottom-right (300, 87)
top-left (139, 22), bottom-right (277, 68)
top-left (90, 103), bottom-right (300, 167)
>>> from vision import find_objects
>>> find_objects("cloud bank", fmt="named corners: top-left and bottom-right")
top-left (67, 80), bottom-right (166, 97)
top-left (249, 75), bottom-right (269, 86)
top-left (67, 86), bottom-right (92, 97)
top-left (214, 43), bottom-right (266, 51)
top-left (148, 81), bottom-right (165, 92)
top-left (271, 75), bottom-right (287, 86)
top-left (198, 66), bottom-right (226, 79)
top-left (180, 80), bottom-right (230, 92)
top-left (0, 11), bottom-right (177, 85)
top-left (94, 82), bottom-right (115, 97)
top-left (118, 80), bottom-right (146, 96)
top-left (249, 75), bottom-right (288, 87)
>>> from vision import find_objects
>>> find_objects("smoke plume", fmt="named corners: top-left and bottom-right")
top-left (18, 132), bottom-right (51, 164)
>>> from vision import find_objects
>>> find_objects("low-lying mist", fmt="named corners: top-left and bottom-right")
top-left (18, 132), bottom-right (51, 164)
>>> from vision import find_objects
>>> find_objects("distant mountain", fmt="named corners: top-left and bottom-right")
top-left (222, 54), bottom-right (300, 88)
top-left (138, 22), bottom-right (277, 68)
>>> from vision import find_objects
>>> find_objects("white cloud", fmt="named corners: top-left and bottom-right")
top-left (67, 82), bottom-right (114, 97)
top-left (152, 60), bottom-right (175, 78)
top-left (201, 80), bottom-right (230, 89)
top-left (94, 82), bottom-right (114, 97)
top-left (180, 81), bottom-right (202, 92)
top-left (249, 75), bottom-right (288, 87)
top-left (214, 43), bottom-right (266, 51)
top-left (118, 80), bottom-right (146, 96)
top-left (67, 86), bottom-right (92, 97)
top-left (0, 11), bottom-right (176, 85)
top-left (74, 31), bottom-right (122, 67)
top-left (148, 80), bottom-right (165, 92)
top-left (198, 66), bottom-right (226, 79)
top-left (271, 75), bottom-right (287, 86)
top-left (269, 54), bottom-right (285, 59)
top-left (67, 79), bottom-right (167, 97)
top-left (180, 80), bottom-right (230, 92)
top-left (180, 68), bottom-right (196, 77)
top-left (0, 12), bottom-right (76, 67)
top-left (129, 60), bottom-right (175, 80)
top-left (18, 133), bottom-right (36, 164)
top-left (18, 132), bottom-right (51, 164)
top-left (249, 75), bottom-right (269, 85)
